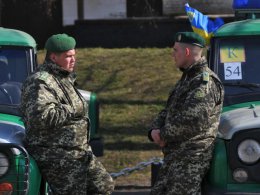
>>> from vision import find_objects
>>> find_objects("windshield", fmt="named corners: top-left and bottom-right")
top-left (0, 48), bottom-right (31, 106)
top-left (213, 37), bottom-right (260, 105)
top-left (0, 122), bottom-right (25, 144)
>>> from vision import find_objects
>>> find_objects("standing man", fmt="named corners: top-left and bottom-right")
top-left (148, 32), bottom-right (224, 195)
top-left (20, 34), bottom-right (114, 195)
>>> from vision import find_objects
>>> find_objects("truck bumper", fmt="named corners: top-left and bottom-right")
top-left (202, 185), bottom-right (260, 195)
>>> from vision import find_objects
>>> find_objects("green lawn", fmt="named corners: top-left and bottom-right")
top-left (38, 47), bottom-right (182, 187)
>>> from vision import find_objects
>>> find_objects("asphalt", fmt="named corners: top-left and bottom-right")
top-left (112, 190), bottom-right (150, 195)
top-left (112, 186), bottom-right (151, 195)
top-left (112, 191), bottom-right (150, 195)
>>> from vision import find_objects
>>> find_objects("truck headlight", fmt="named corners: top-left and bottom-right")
top-left (238, 139), bottom-right (260, 164)
top-left (0, 153), bottom-right (9, 176)
top-left (233, 168), bottom-right (248, 183)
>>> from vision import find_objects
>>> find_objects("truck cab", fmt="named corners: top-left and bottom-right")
top-left (0, 28), bottom-right (102, 194)
top-left (203, 1), bottom-right (260, 194)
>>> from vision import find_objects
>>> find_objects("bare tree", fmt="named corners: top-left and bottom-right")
top-left (2, 0), bottom-right (62, 47)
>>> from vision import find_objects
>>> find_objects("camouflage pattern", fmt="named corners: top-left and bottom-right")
top-left (20, 60), bottom-right (114, 194)
top-left (150, 57), bottom-right (224, 195)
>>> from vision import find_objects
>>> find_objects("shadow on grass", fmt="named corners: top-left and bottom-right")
top-left (78, 64), bottom-right (121, 94)
top-left (78, 64), bottom-right (174, 104)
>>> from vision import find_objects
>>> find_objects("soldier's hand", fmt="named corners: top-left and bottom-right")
top-left (151, 129), bottom-right (166, 147)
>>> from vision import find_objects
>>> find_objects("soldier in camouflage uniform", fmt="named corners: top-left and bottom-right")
top-left (20, 34), bottom-right (114, 195)
top-left (148, 32), bottom-right (224, 195)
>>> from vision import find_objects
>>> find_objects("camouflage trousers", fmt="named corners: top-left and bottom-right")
top-left (33, 149), bottom-right (114, 195)
top-left (151, 154), bottom-right (210, 195)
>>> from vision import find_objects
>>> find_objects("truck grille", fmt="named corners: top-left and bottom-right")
top-left (0, 143), bottom-right (29, 195)
top-left (229, 128), bottom-right (260, 182)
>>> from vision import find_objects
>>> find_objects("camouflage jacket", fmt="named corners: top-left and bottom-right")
top-left (20, 60), bottom-right (90, 156)
top-left (150, 57), bottom-right (224, 159)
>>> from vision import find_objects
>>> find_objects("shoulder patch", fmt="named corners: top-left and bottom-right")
top-left (202, 71), bottom-right (209, 83)
top-left (38, 72), bottom-right (49, 81)
top-left (194, 90), bottom-right (206, 99)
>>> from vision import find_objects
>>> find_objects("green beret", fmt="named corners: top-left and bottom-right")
top-left (45, 34), bottom-right (76, 52)
top-left (174, 32), bottom-right (205, 48)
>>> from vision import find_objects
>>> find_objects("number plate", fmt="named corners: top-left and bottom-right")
top-left (224, 62), bottom-right (242, 80)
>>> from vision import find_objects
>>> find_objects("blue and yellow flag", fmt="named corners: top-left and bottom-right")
top-left (185, 3), bottom-right (224, 46)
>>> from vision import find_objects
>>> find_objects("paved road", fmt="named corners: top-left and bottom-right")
top-left (112, 186), bottom-right (150, 195)
top-left (112, 190), bottom-right (150, 195)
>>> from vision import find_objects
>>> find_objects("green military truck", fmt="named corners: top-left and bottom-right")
top-left (0, 27), bottom-right (102, 194)
top-left (202, 3), bottom-right (260, 194)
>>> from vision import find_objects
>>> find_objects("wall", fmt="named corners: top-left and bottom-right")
top-left (66, 16), bottom-right (234, 48)
top-left (84, 0), bottom-right (126, 19)
top-left (62, 0), bottom-right (78, 26)
top-left (163, 0), bottom-right (234, 15)
top-left (62, 0), bottom-right (234, 26)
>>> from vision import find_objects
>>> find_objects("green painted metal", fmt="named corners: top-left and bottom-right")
top-left (222, 101), bottom-right (260, 113)
top-left (207, 139), bottom-right (228, 189)
top-left (227, 184), bottom-right (260, 193)
top-left (226, 164), bottom-right (260, 192)
top-left (208, 101), bottom-right (260, 193)
top-left (208, 13), bottom-right (260, 194)
top-left (27, 157), bottom-right (42, 194)
top-left (0, 154), bottom-right (24, 195)
top-left (0, 27), bottom-right (36, 48)
top-left (0, 153), bottom-right (41, 194)
top-left (15, 155), bottom-right (41, 195)
top-left (0, 113), bottom-right (42, 194)
top-left (89, 92), bottom-right (99, 138)
top-left (214, 19), bottom-right (260, 37)
top-left (0, 113), bottom-right (24, 126)
top-left (208, 134), bottom-right (260, 193)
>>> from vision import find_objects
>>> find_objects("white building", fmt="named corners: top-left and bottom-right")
top-left (62, 0), bottom-right (233, 26)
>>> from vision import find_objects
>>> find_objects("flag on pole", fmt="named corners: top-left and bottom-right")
top-left (185, 3), bottom-right (224, 46)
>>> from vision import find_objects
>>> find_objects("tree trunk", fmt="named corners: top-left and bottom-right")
top-left (2, 0), bottom-right (62, 48)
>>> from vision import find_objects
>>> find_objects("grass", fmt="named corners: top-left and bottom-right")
top-left (37, 48), bottom-right (182, 187)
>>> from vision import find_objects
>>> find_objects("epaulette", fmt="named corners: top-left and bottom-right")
top-left (38, 72), bottom-right (49, 81)
top-left (202, 71), bottom-right (209, 83)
